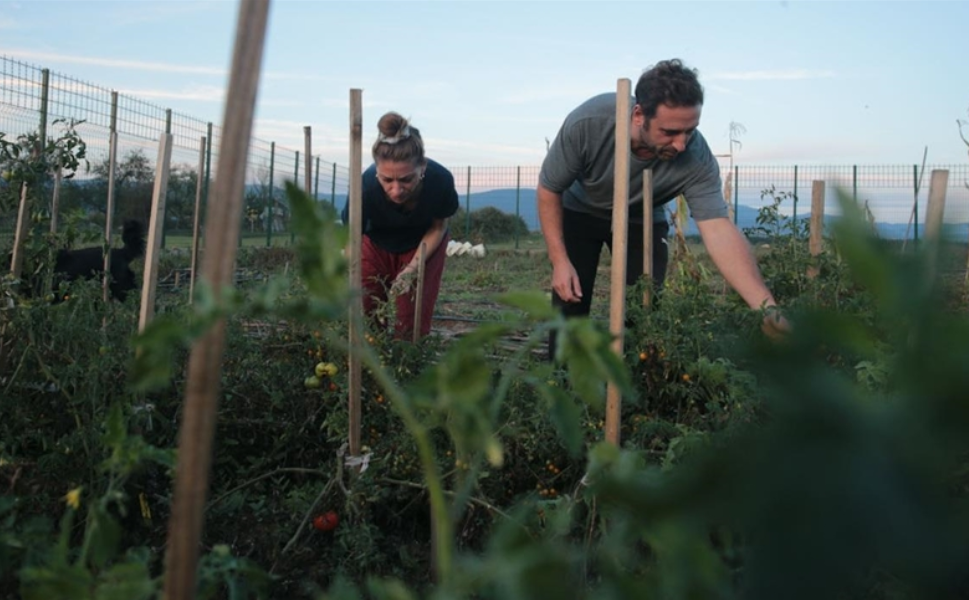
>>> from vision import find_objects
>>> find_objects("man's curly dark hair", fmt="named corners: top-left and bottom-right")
top-left (634, 58), bottom-right (705, 119)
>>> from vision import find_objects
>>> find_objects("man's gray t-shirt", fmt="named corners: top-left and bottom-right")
top-left (539, 92), bottom-right (728, 223)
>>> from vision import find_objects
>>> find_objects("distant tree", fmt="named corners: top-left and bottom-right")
top-left (91, 149), bottom-right (154, 224)
top-left (87, 150), bottom-right (200, 230)
top-left (450, 206), bottom-right (528, 243)
top-left (165, 165), bottom-right (199, 231)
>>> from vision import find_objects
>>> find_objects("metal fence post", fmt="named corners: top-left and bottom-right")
top-left (161, 109), bottom-right (173, 249)
top-left (515, 166), bottom-right (521, 250)
top-left (330, 163), bottom-right (337, 208)
top-left (38, 69), bottom-right (49, 153)
top-left (204, 122), bottom-right (213, 239)
top-left (852, 165), bottom-right (858, 203)
top-left (267, 141), bottom-right (275, 247)
top-left (792, 165), bottom-right (799, 227)
top-left (292, 150), bottom-right (299, 244)
top-left (465, 165), bottom-right (471, 236)
top-left (314, 156), bottom-right (320, 202)
top-left (913, 164), bottom-right (919, 245)
top-left (733, 165), bottom-right (739, 224)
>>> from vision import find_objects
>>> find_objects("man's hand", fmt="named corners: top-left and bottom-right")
top-left (761, 308), bottom-right (792, 341)
top-left (551, 260), bottom-right (582, 303)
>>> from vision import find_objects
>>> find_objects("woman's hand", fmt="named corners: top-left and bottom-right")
top-left (390, 262), bottom-right (418, 296)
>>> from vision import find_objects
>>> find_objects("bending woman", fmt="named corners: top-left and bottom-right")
top-left (343, 111), bottom-right (459, 339)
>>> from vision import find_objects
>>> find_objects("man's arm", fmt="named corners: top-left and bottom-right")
top-left (537, 183), bottom-right (581, 302)
top-left (696, 217), bottom-right (790, 338)
top-left (696, 217), bottom-right (775, 309)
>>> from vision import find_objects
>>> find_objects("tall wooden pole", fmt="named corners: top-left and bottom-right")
top-left (162, 1), bottom-right (270, 598)
top-left (605, 79), bottom-right (631, 447)
top-left (347, 89), bottom-right (364, 460)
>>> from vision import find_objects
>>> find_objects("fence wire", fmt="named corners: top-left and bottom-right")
top-left (2, 55), bottom-right (967, 253)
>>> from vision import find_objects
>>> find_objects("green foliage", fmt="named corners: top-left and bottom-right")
top-left (450, 206), bottom-right (529, 243)
top-left (4, 181), bottom-right (969, 599)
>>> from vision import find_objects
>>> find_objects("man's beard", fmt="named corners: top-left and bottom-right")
top-left (633, 139), bottom-right (680, 161)
top-left (645, 141), bottom-right (679, 161)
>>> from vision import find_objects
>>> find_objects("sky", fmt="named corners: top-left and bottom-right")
top-left (1, 0), bottom-right (968, 170)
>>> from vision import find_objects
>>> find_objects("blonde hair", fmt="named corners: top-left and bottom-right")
top-left (372, 112), bottom-right (425, 165)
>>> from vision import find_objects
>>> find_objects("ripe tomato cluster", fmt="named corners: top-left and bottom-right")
top-left (312, 510), bottom-right (339, 532)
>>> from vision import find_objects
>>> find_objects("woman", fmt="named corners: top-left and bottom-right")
top-left (343, 112), bottom-right (459, 339)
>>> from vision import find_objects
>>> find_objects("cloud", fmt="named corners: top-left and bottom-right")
top-left (496, 87), bottom-right (590, 106)
top-left (1, 49), bottom-right (225, 76)
top-left (0, 17), bottom-right (19, 30)
top-left (705, 83), bottom-right (741, 96)
top-left (105, 2), bottom-right (219, 27)
top-left (709, 69), bottom-right (837, 81)
top-left (117, 85), bottom-right (226, 103)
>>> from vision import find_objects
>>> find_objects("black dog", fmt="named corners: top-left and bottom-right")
top-left (53, 220), bottom-right (146, 302)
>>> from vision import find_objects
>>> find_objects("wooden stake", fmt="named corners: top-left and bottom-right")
top-left (304, 126), bottom-right (312, 194)
top-left (138, 132), bottom-right (173, 332)
top-left (605, 79), bottom-right (631, 447)
top-left (924, 169), bottom-right (949, 283)
top-left (162, 1), bottom-right (270, 598)
top-left (923, 170), bottom-right (949, 244)
top-left (189, 136), bottom-right (206, 303)
top-left (49, 167), bottom-right (62, 234)
top-left (103, 128), bottom-right (119, 303)
top-left (413, 242), bottom-right (427, 343)
top-left (347, 89), bottom-right (364, 461)
top-left (642, 169), bottom-right (653, 308)
top-left (808, 180), bottom-right (825, 279)
top-left (9, 183), bottom-right (29, 279)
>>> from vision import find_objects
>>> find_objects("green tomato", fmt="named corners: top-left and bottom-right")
top-left (315, 362), bottom-right (338, 378)
top-left (304, 375), bottom-right (322, 389)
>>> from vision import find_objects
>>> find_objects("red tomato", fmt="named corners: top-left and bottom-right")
top-left (312, 511), bottom-right (339, 532)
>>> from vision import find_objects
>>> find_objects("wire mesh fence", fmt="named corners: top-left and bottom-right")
top-left (0, 56), bottom-right (350, 245)
top-left (2, 55), bottom-right (968, 250)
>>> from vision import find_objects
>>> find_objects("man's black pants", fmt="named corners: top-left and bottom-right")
top-left (549, 207), bottom-right (670, 358)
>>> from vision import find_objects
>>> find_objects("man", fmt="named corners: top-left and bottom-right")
top-left (538, 58), bottom-right (786, 357)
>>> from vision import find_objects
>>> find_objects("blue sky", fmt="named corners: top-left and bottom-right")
top-left (1, 1), bottom-right (968, 169)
